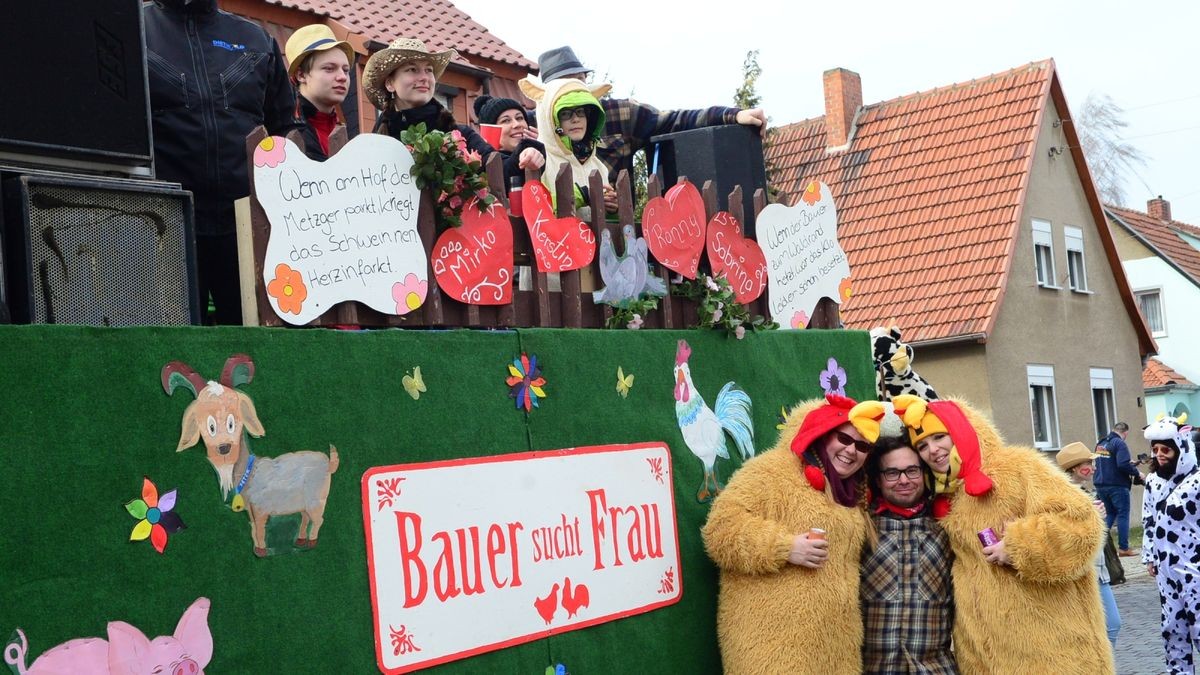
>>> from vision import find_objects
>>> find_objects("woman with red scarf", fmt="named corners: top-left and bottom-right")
top-left (702, 394), bottom-right (872, 674)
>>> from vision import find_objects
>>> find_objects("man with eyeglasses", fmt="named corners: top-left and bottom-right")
top-left (860, 438), bottom-right (957, 674)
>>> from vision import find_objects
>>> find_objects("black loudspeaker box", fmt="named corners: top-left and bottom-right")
top-left (1, 172), bottom-right (199, 325)
top-left (0, 0), bottom-right (152, 175)
top-left (650, 125), bottom-right (768, 236)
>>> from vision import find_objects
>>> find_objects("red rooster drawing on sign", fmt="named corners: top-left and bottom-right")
top-left (534, 582), bottom-right (560, 625)
top-left (561, 577), bottom-right (590, 618)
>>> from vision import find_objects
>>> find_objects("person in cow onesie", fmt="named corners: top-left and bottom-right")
top-left (1140, 413), bottom-right (1200, 675)
top-left (702, 394), bottom-right (872, 674)
top-left (892, 395), bottom-right (1114, 674)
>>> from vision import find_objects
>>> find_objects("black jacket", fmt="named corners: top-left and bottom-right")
top-left (144, 0), bottom-right (300, 235)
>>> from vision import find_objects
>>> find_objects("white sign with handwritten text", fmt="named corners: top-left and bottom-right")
top-left (362, 442), bottom-right (682, 674)
top-left (253, 134), bottom-right (425, 324)
top-left (757, 181), bottom-right (852, 328)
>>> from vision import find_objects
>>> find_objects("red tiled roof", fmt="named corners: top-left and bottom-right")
top-left (1144, 357), bottom-right (1197, 390)
top-left (766, 62), bottom-right (1054, 343)
top-left (266, 0), bottom-right (535, 69)
top-left (1107, 205), bottom-right (1200, 287)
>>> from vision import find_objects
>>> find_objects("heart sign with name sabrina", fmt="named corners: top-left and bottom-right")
top-left (253, 134), bottom-right (425, 324)
top-left (642, 180), bottom-right (706, 279)
top-left (521, 182), bottom-right (596, 273)
top-left (431, 198), bottom-right (513, 305)
top-left (705, 211), bottom-right (767, 304)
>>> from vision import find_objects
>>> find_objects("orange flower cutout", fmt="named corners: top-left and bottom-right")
top-left (838, 276), bottom-right (853, 303)
top-left (267, 263), bottom-right (307, 315)
top-left (801, 181), bottom-right (822, 206)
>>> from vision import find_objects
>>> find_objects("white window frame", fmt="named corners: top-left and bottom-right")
top-left (1090, 367), bottom-right (1116, 441)
top-left (1064, 226), bottom-right (1089, 292)
top-left (1134, 287), bottom-right (1167, 337)
top-left (1027, 364), bottom-right (1061, 450)
top-left (1032, 219), bottom-right (1059, 289)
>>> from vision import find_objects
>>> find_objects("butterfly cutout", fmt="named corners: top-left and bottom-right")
top-left (403, 366), bottom-right (426, 400)
top-left (616, 366), bottom-right (634, 398)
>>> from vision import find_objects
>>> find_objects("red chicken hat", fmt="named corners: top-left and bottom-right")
top-left (790, 394), bottom-right (859, 491)
top-left (896, 396), bottom-right (994, 497)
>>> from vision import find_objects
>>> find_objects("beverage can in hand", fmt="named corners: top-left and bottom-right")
top-left (807, 528), bottom-right (826, 541)
top-left (977, 527), bottom-right (1000, 547)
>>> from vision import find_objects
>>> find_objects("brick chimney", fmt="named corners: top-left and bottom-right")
top-left (1147, 195), bottom-right (1172, 222)
top-left (823, 68), bottom-right (862, 149)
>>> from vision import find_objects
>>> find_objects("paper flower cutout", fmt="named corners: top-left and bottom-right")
top-left (820, 357), bottom-right (847, 397)
top-left (506, 353), bottom-right (547, 412)
top-left (125, 477), bottom-right (185, 554)
top-left (403, 366), bottom-right (426, 400)
top-left (253, 136), bottom-right (286, 168)
top-left (801, 180), bottom-right (821, 206)
top-left (544, 665), bottom-right (568, 675)
top-left (838, 276), bottom-right (853, 303)
top-left (790, 310), bottom-right (809, 329)
top-left (392, 273), bottom-right (428, 315)
top-left (267, 263), bottom-right (308, 315)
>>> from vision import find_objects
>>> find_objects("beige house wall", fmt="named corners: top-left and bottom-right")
top-left (1108, 216), bottom-right (1157, 261)
top-left (985, 96), bottom-right (1146, 457)
top-left (909, 342), bottom-right (993, 417)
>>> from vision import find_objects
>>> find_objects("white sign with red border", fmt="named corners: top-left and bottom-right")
top-left (362, 442), bottom-right (682, 674)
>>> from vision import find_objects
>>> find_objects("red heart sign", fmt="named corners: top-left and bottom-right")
top-left (521, 182), bottom-right (596, 272)
top-left (642, 180), bottom-right (706, 279)
top-left (706, 211), bottom-right (767, 304)
top-left (431, 198), bottom-right (514, 305)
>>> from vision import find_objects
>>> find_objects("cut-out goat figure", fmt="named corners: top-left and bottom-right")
top-left (162, 355), bottom-right (338, 557)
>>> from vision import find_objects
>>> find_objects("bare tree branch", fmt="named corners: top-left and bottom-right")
top-left (1075, 92), bottom-right (1150, 206)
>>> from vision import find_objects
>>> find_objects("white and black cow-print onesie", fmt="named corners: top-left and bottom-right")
top-left (1142, 416), bottom-right (1200, 675)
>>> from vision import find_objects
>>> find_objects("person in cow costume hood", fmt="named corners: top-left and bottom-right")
top-left (891, 394), bottom-right (1114, 674)
top-left (1141, 412), bottom-right (1200, 674)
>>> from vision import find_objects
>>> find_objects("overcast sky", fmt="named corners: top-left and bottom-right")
top-left (455, 0), bottom-right (1200, 224)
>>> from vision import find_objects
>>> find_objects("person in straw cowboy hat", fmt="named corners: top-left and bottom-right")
top-left (363, 38), bottom-right (543, 181)
top-left (285, 25), bottom-right (355, 161)
top-left (1056, 441), bottom-right (1122, 648)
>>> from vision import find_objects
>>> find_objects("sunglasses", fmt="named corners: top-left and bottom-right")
top-left (833, 430), bottom-right (872, 454)
top-left (558, 107), bottom-right (589, 122)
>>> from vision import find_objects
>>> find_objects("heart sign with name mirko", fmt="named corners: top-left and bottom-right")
top-left (431, 197), bottom-right (513, 305)
top-left (253, 134), bottom-right (425, 324)
top-left (706, 211), bottom-right (767, 304)
top-left (642, 180), bottom-right (706, 279)
top-left (521, 181), bottom-right (596, 273)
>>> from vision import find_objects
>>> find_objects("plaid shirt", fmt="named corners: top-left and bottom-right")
top-left (596, 98), bottom-right (740, 183)
top-left (860, 508), bottom-right (958, 674)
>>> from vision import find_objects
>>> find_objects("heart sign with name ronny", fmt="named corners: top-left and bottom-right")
top-left (253, 134), bottom-right (425, 324)
top-left (521, 181), bottom-right (596, 272)
top-left (642, 180), bottom-right (706, 279)
top-left (706, 211), bottom-right (767, 304)
top-left (757, 180), bottom-right (852, 329)
top-left (431, 197), bottom-right (513, 305)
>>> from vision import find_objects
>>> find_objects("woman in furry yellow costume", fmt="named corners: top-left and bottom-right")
top-left (701, 394), bottom-right (872, 674)
top-left (895, 395), bottom-right (1113, 674)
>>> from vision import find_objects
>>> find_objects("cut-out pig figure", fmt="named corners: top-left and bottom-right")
top-left (4, 597), bottom-right (212, 675)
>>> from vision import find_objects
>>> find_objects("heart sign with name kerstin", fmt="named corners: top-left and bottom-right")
top-left (756, 180), bottom-right (852, 329)
top-left (431, 197), bottom-right (513, 305)
top-left (253, 134), bottom-right (425, 324)
top-left (642, 180), bottom-right (706, 279)
top-left (706, 211), bottom-right (767, 304)
top-left (521, 181), bottom-right (596, 272)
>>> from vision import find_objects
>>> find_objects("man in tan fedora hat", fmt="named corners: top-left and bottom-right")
top-left (286, 25), bottom-right (356, 160)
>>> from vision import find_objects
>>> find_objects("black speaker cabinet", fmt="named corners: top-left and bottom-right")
top-left (0, 0), bottom-right (152, 175)
top-left (650, 125), bottom-right (767, 236)
top-left (1, 172), bottom-right (199, 325)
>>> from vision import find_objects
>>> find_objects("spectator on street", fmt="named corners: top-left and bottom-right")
top-left (1094, 422), bottom-right (1143, 555)
top-left (1057, 441), bottom-right (1122, 648)
top-left (144, 0), bottom-right (301, 325)
top-left (536, 46), bottom-right (767, 186)
top-left (285, 25), bottom-right (355, 161)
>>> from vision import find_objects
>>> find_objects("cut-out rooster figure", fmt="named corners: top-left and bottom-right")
top-left (673, 339), bottom-right (755, 502)
top-left (561, 577), bottom-right (590, 619)
top-left (534, 582), bottom-right (560, 625)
